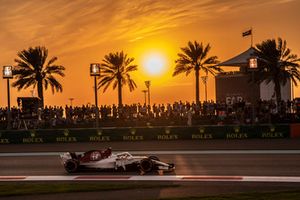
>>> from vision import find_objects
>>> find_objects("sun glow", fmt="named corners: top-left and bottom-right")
top-left (129, 38), bottom-right (177, 87)
top-left (143, 53), bottom-right (167, 76)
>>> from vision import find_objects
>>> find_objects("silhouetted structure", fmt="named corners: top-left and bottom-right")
top-left (216, 47), bottom-right (291, 106)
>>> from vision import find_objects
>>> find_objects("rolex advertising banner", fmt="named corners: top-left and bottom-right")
top-left (0, 124), bottom-right (292, 144)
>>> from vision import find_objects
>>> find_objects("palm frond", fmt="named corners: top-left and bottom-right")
top-left (44, 65), bottom-right (65, 77)
top-left (47, 56), bottom-right (58, 66)
top-left (100, 51), bottom-right (137, 94)
top-left (11, 77), bottom-right (36, 90)
top-left (254, 37), bottom-right (300, 103)
top-left (46, 75), bottom-right (63, 93)
top-left (13, 46), bottom-right (65, 105)
top-left (124, 65), bottom-right (138, 73)
top-left (174, 41), bottom-right (219, 76)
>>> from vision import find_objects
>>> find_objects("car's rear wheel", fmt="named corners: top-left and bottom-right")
top-left (140, 158), bottom-right (153, 172)
top-left (65, 159), bottom-right (78, 173)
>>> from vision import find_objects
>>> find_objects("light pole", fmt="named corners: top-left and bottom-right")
top-left (142, 90), bottom-right (147, 105)
top-left (145, 80), bottom-right (151, 111)
top-left (145, 81), bottom-right (151, 105)
top-left (69, 98), bottom-right (74, 107)
top-left (90, 63), bottom-right (100, 128)
top-left (145, 80), bottom-right (151, 114)
top-left (249, 57), bottom-right (258, 123)
top-left (3, 66), bottom-right (13, 130)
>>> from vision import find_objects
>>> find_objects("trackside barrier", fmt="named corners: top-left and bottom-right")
top-left (290, 124), bottom-right (300, 138)
top-left (0, 124), bottom-right (294, 144)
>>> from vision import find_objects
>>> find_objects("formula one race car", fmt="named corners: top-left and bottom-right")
top-left (60, 147), bottom-right (175, 174)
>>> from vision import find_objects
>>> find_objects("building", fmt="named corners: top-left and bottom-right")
top-left (215, 47), bottom-right (291, 105)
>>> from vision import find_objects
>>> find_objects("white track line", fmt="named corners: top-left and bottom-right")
top-left (1, 150), bottom-right (300, 157)
top-left (1, 175), bottom-right (300, 183)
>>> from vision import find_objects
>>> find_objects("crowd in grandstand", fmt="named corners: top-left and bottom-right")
top-left (0, 99), bottom-right (299, 129)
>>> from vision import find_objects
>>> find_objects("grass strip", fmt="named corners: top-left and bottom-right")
top-left (159, 190), bottom-right (300, 200)
top-left (0, 182), bottom-right (178, 197)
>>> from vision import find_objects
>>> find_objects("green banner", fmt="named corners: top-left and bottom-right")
top-left (0, 124), bottom-right (291, 144)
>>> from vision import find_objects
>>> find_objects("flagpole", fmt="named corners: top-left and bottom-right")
top-left (242, 28), bottom-right (253, 47)
top-left (251, 28), bottom-right (253, 47)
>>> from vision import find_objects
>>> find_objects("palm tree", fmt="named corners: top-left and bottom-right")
top-left (253, 37), bottom-right (300, 109)
top-left (99, 51), bottom-right (138, 107)
top-left (13, 46), bottom-right (65, 108)
top-left (173, 41), bottom-right (222, 104)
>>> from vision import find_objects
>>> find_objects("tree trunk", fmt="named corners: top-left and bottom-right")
top-left (117, 76), bottom-right (122, 107)
top-left (274, 80), bottom-right (282, 113)
top-left (37, 79), bottom-right (44, 108)
top-left (195, 67), bottom-right (200, 105)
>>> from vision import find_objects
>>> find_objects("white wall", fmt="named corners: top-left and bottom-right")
top-left (260, 79), bottom-right (291, 101)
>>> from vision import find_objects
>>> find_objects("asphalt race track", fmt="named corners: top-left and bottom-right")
top-left (1, 151), bottom-right (300, 177)
top-left (1, 139), bottom-right (300, 200)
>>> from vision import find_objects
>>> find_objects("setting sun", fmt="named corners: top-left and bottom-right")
top-left (143, 53), bottom-right (167, 76)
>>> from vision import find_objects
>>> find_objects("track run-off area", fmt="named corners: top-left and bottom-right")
top-left (1, 175), bottom-right (300, 183)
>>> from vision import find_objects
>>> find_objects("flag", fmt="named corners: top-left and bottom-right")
top-left (242, 29), bottom-right (252, 37)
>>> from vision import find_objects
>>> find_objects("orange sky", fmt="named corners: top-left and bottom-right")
top-left (1, 0), bottom-right (300, 107)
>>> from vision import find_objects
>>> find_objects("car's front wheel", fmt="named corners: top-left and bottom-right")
top-left (65, 159), bottom-right (78, 173)
top-left (140, 158), bottom-right (153, 173)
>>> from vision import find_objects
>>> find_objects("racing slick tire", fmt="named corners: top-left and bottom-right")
top-left (148, 155), bottom-right (160, 161)
top-left (140, 158), bottom-right (153, 172)
top-left (65, 159), bottom-right (79, 173)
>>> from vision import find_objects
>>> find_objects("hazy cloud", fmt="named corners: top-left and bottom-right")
top-left (277, 0), bottom-right (295, 3)
top-left (0, 0), bottom-right (291, 55)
